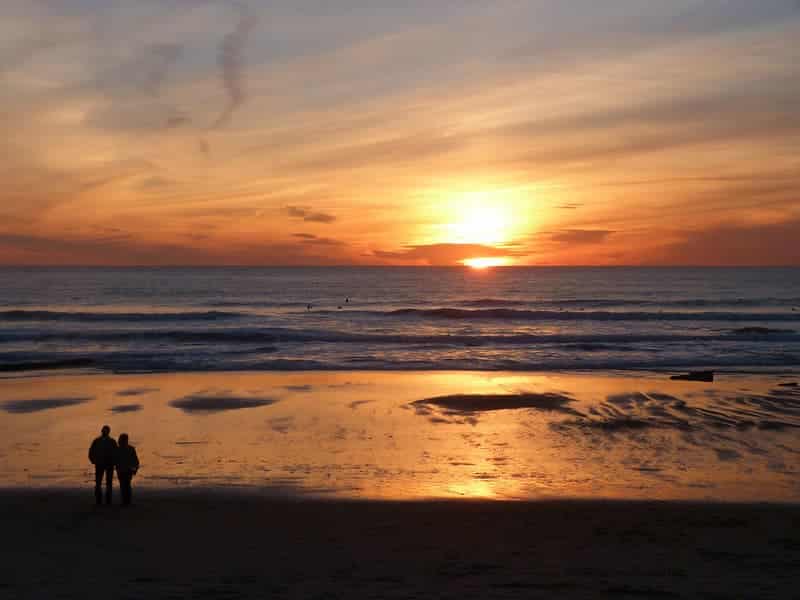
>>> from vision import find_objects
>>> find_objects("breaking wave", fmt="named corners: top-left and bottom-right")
top-left (388, 308), bottom-right (800, 322)
top-left (0, 328), bottom-right (797, 346)
top-left (0, 310), bottom-right (242, 323)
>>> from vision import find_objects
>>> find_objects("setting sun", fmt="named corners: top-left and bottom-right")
top-left (463, 257), bottom-right (511, 269)
top-left (446, 195), bottom-right (513, 246)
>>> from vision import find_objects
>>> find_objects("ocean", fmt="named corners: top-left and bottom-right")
top-left (1, 267), bottom-right (799, 501)
top-left (1, 266), bottom-right (798, 374)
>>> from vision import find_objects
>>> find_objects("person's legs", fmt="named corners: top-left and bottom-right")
top-left (119, 472), bottom-right (132, 505)
top-left (104, 466), bottom-right (114, 505)
top-left (94, 466), bottom-right (103, 505)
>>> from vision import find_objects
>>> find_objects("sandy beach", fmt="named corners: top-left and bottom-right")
top-left (2, 371), bottom-right (799, 502)
top-left (2, 370), bottom-right (798, 597)
top-left (2, 490), bottom-right (799, 599)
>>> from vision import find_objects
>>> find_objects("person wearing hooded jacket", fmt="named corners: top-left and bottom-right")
top-left (115, 433), bottom-right (140, 506)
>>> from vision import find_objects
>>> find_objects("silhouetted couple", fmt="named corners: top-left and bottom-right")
top-left (88, 425), bottom-right (140, 506)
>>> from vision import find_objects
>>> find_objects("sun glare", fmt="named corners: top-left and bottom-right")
top-left (414, 186), bottom-right (537, 266)
top-left (463, 257), bottom-right (510, 269)
top-left (446, 193), bottom-right (512, 246)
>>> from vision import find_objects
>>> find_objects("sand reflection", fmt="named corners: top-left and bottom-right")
top-left (0, 371), bottom-right (797, 502)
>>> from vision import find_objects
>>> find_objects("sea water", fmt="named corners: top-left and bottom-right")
top-left (1, 267), bottom-right (798, 374)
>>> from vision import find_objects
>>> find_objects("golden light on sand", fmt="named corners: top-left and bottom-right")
top-left (463, 257), bottom-right (511, 269)
top-left (447, 479), bottom-right (498, 499)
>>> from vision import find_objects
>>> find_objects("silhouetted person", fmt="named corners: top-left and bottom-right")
top-left (89, 425), bottom-right (117, 505)
top-left (115, 433), bottom-right (140, 506)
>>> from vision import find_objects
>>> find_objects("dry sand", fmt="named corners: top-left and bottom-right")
top-left (2, 490), bottom-right (799, 599)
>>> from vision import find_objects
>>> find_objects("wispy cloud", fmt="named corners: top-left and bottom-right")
top-left (292, 233), bottom-right (344, 246)
top-left (284, 206), bottom-right (337, 224)
top-left (374, 243), bottom-right (520, 266)
top-left (135, 43), bottom-right (183, 97)
top-left (213, 5), bottom-right (257, 128)
top-left (547, 230), bottom-right (615, 245)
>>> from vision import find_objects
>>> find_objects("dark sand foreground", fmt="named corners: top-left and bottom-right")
top-left (2, 491), bottom-right (799, 599)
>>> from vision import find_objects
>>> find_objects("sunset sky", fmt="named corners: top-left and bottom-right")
top-left (2, 0), bottom-right (799, 266)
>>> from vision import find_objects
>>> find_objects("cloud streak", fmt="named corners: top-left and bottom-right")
top-left (285, 206), bottom-right (337, 224)
top-left (213, 5), bottom-right (257, 128)
top-left (137, 43), bottom-right (183, 97)
top-left (547, 230), bottom-right (615, 245)
top-left (374, 243), bottom-right (520, 266)
top-left (292, 233), bottom-right (345, 246)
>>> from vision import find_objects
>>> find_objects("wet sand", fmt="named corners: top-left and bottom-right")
top-left (1, 490), bottom-right (799, 599)
top-left (3, 370), bottom-right (800, 501)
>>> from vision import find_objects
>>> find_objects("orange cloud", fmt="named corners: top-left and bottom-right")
top-left (373, 243), bottom-right (520, 266)
top-left (1, 2), bottom-right (799, 265)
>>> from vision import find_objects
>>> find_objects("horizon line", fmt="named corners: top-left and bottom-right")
top-left (1, 264), bottom-right (798, 269)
